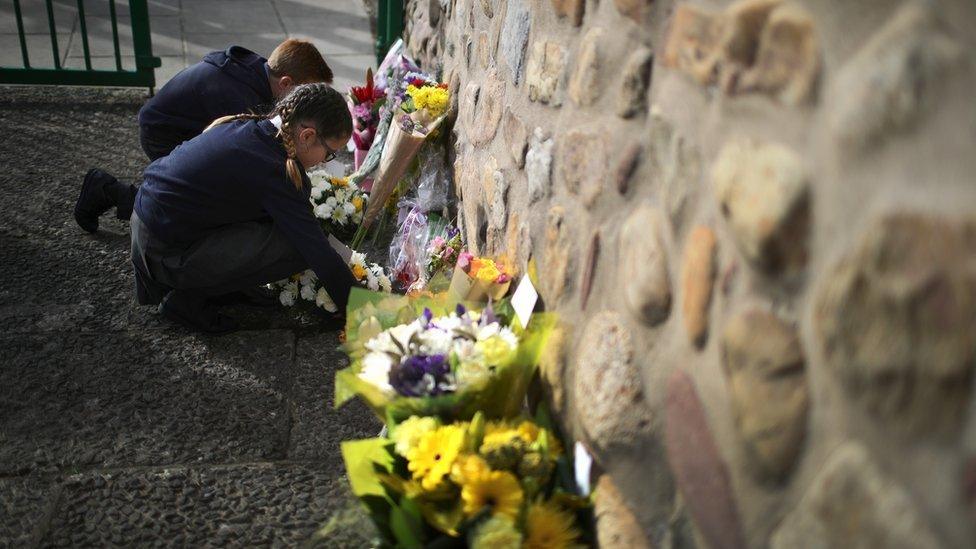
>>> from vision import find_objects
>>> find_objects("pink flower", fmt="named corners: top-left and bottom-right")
top-left (430, 236), bottom-right (445, 249)
top-left (496, 273), bottom-right (511, 284)
top-left (457, 251), bottom-right (473, 272)
top-left (441, 246), bottom-right (454, 260)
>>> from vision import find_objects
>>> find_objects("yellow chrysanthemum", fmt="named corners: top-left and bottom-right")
top-left (523, 502), bottom-right (581, 549)
top-left (392, 416), bottom-right (438, 457)
top-left (407, 425), bottom-right (465, 491)
top-left (451, 453), bottom-right (490, 485)
top-left (330, 176), bottom-right (349, 187)
top-left (471, 516), bottom-right (523, 549)
top-left (352, 195), bottom-right (364, 212)
top-left (474, 335), bottom-right (516, 367)
top-left (406, 84), bottom-right (450, 118)
top-left (461, 469), bottom-right (523, 519)
top-left (351, 263), bottom-right (367, 280)
top-left (470, 258), bottom-right (502, 283)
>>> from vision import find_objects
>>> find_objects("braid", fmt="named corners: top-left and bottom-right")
top-left (204, 112), bottom-right (264, 132)
top-left (273, 83), bottom-right (352, 192)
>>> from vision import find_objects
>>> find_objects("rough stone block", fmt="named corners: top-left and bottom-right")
top-left (542, 206), bottom-right (575, 302)
top-left (620, 205), bottom-right (672, 326)
top-left (665, 370), bottom-right (746, 549)
top-left (526, 127), bottom-right (554, 202)
top-left (713, 138), bottom-right (809, 275)
top-left (574, 311), bottom-right (652, 455)
top-left (471, 72), bottom-right (505, 145)
top-left (480, 0), bottom-right (494, 18)
top-left (647, 111), bottom-right (701, 231)
top-left (814, 213), bottom-right (976, 435)
top-left (580, 231), bottom-right (601, 310)
top-left (722, 309), bottom-right (808, 482)
top-left (770, 442), bottom-right (942, 549)
top-left (681, 226), bottom-right (717, 349)
top-left (617, 47), bottom-right (654, 118)
top-left (551, 0), bottom-right (584, 26)
top-left (614, 142), bottom-right (642, 194)
top-left (558, 128), bottom-right (606, 207)
top-left (594, 475), bottom-right (651, 548)
top-left (459, 82), bottom-right (481, 140)
top-left (827, 2), bottom-right (964, 154)
top-left (568, 28), bottom-right (604, 107)
top-left (738, 2), bottom-right (820, 106)
top-left (613, 0), bottom-right (650, 23)
top-left (526, 41), bottom-right (566, 105)
top-left (662, 4), bottom-right (721, 85)
top-left (499, 0), bottom-right (531, 85)
top-left (503, 110), bottom-right (529, 168)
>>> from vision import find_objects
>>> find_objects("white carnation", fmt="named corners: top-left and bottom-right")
top-left (300, 284), bottom-right (316, 301)
top-left (279, 290), bottom-right (296, 306)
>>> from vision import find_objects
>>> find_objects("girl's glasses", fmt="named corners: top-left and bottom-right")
top-left (302, 124), bottom-right (338, 163)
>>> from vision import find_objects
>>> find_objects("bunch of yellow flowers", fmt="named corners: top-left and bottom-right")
top-left (391, 415), bottom-right (582, 548)
top-left (406, 84), bottom-right (451, 119)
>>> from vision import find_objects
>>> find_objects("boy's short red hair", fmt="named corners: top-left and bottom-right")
top-left (267, 39), bottom-right (333, 84)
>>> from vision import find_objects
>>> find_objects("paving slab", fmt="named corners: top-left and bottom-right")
top-left (289, 333), bottom-right (380, 460)
top-left (0, 476), bottom-right (57, 546)
top-left (40, 462), bottom-right (364, 547)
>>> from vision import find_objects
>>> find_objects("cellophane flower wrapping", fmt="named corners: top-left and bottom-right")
top-left (340, 410), bottom-right (594, 546)
top-left (348, 68), bottom-right (386, 160)
top-left (447, 254), bottom-right (514, 302)
top-left (334, 288), bottom-right (555, 428)
top-left (352, 74), bottom-right (451, 247)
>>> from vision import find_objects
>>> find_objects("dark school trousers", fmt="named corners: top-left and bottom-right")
top-left (130, 211), bottom-right (306, 306)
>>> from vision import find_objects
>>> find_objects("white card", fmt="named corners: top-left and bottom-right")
top-left (511, 274), bottom-right (539, 329)
top-left (574, 441), bottom-right (593, 496)
top-left (328, 234), bottom-right (354, 264)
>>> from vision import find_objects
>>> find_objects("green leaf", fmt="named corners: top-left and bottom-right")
top-left (390, 502), bottom-right (425, 549)
top-left (342, 438), bottom-right (395, 499)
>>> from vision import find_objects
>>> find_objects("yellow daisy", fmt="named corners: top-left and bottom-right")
top-left (461, 469), bottom-right (523, 519)
top-left (523, 501), bottom-right (581, 549)
top-left (407, 425), bottom-right (465, 491)
top-left (351, 263), bottom-right (367, 281)
top-left (451, 453), bottom-right (490, 484)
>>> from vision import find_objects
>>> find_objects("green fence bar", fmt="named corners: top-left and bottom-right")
top-left (76, 0), bottom-right (93, 70)
top-left (44, 0), bottom-right (61, 69)
top-left (0, 0), bottom-right (160, 91)
top-left (13, 0), bottom-right (30, 68)
top-left (109, 0), bottom-right (123, 71)
top-left (376, 0), bottom-right (403, 65)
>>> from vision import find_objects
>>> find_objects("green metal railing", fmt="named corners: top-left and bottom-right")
top-left (0, 0), bottom-right (161, 91)
top-left (375, 0), bottom-right (403, 65)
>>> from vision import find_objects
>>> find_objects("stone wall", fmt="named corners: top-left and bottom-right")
top-left (403, 0), bottom-right (976, 546)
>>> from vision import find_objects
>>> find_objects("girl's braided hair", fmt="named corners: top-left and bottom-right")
top-left (205, 83), bottom-right (352, 191)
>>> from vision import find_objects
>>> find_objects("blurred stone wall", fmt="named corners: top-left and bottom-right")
top-left (403, 0), bottom-right (976, 546)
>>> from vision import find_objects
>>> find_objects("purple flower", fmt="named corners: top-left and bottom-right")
top-left (421, 308), bottom-right (433, 326)
top-left (389, 354), bottom-right (454, 397)
top-left (445, 226), bottom-right (460, 239)
top-left (456, 304), bottom-right (466, 316)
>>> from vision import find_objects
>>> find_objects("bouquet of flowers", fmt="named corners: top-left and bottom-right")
top-left (274, 252), bottom-right (392, 313)
top-left (426, 225), bottom-right (462, 278)
top-left (448, 253), bottom-right (513, 302)
top-left (352, 75), bottom-right (452, 247)
top-left (308, 170), bottom-right (367, 242)
top-left (335, 289), bottom-right (555, 426)
top-left (340, 412), bottom-right (591, 547)
top-left (349, 68), bottom-right (386, 171)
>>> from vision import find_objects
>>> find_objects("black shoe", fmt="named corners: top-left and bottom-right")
top-left (74, 169), bottom-right (117, 233)
top-left (159, 291), bottom-right (239, 335)
top-left (211, 286), bottom-right (279, 308)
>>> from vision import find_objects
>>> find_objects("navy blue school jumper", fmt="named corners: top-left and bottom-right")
top-left (130, 119), bottom-right (356, 312)
top-left (138, 46), bottom-right (274, 160)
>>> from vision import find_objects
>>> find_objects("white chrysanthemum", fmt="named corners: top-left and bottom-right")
top-left (279, 290), bottom-right (296, 306)
top-left (358, 352), bottom-right (396, 395)
top-left (365, 322), bottom-right (421, 355)
top-left (476, 322), bottom-right (502, 341)
top-left (310, 185), bottom-right (326, 200)
top-left (331, 207), bottom-right (346, 223)
top-left (379, 275), bottom-right (392, 293)
top-left (366, 272), bottom-right (379, 291)
top-left (418, 327), bottom-right (453, 356)
top-left (432, 314), bottom-right (462, 332)
top-left (314, 203), bottom-right (333, 219)
top-left (299, 270), bottom-right (317, 286)
top-left (343, 202), bottom-right (356, 215)
top-left (350, 251), bottom-right (366, 266)
top-left (315, 287), bottom-right (337, 312)
top-left (452, 338), bottom-right (477, 361)
top-left (325, 196), bottom-right (337, 207)
top-left (300, 284), bottom-right (316, 301)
